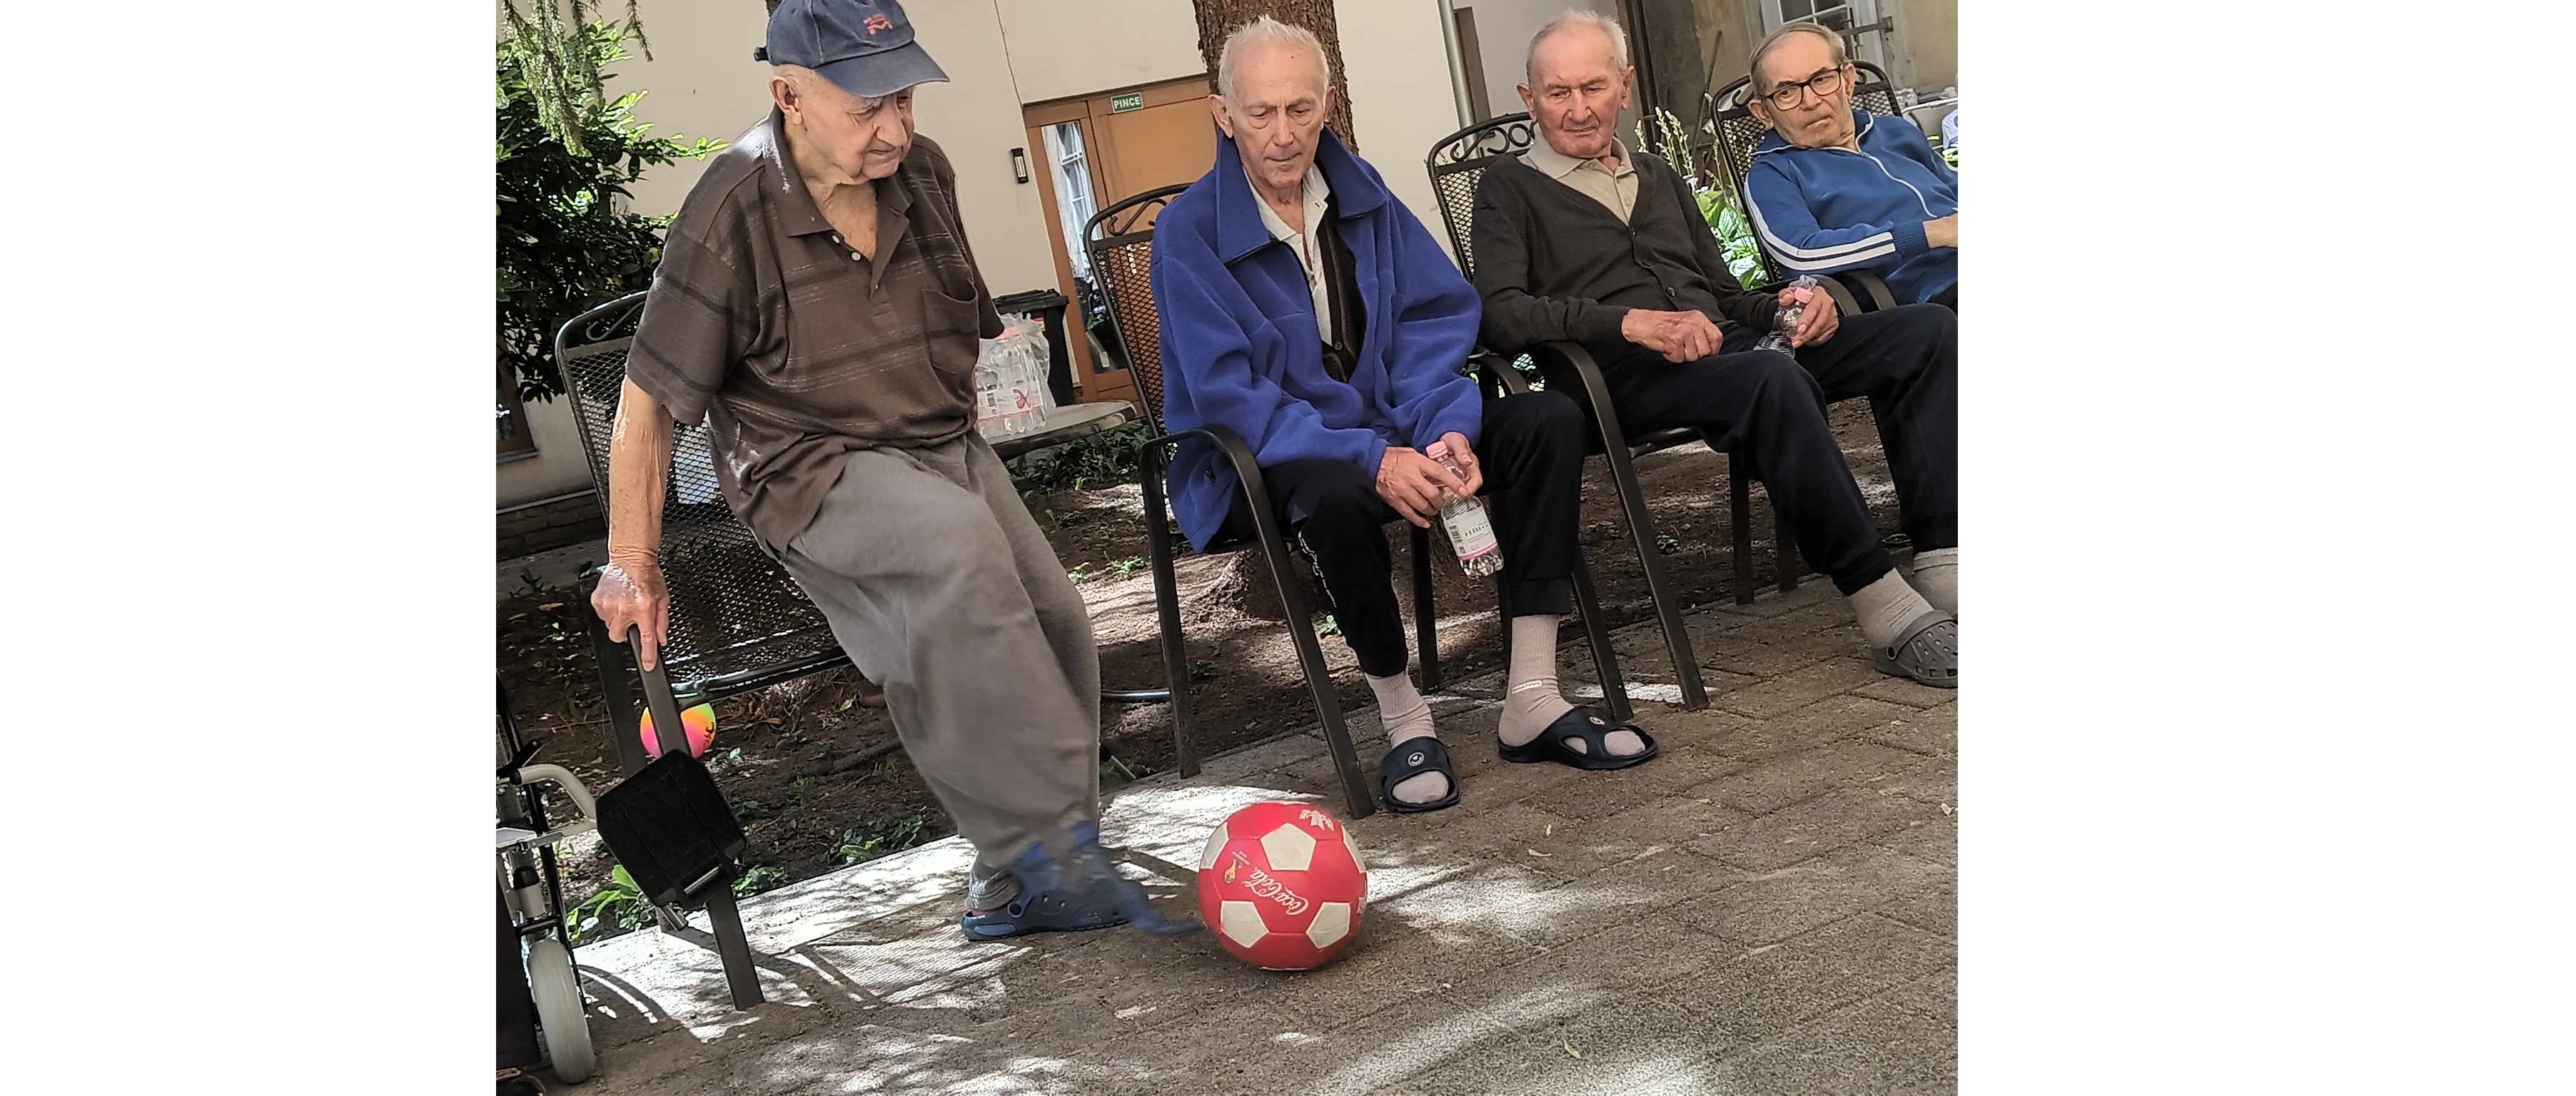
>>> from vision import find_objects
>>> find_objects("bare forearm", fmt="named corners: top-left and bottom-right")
top-left (605, 377), bottom-right (674, 564)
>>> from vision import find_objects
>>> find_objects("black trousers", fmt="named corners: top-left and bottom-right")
top-left (1221, 391), bottom-right (1586, 677)
top-left (1566, 303), bottom-right (1957, 596)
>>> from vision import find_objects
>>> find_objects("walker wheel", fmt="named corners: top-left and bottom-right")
top-left (526, 938), bottom-right (595, 1083)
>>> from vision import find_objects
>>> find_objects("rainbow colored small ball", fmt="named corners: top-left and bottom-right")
top-left (640, 704), bottom-right (717, 758)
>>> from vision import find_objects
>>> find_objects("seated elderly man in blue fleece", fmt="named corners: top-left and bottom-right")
top-left (1150, 16), bottom-right (1658, 814)
top-left (1742, 23), bottom-right (1959, 310)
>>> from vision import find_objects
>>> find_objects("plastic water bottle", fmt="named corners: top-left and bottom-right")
top-left (975, 344), bottom-right (1024, 439)
top-left (1423, 440), bottom-right (1504, 577)
top-left (1754, 275), bottom-right (1820, 353)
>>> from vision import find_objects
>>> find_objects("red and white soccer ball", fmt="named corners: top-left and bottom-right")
top-left (1196, 801), bottom-right (1369, 970)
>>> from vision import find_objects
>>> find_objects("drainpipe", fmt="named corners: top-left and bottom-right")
top-left (1437, 0), bottom-right (1471, 125)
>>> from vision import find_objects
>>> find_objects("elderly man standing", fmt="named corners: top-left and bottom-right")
top-left (1153, 16), bottom-right (1659, 814)
top-left (1742, 23), bottom-right (1959, 310)
top-left (1470, 11), bottom-right (1959, 686)
top-left (587, 0), bottom-right (1188, 941)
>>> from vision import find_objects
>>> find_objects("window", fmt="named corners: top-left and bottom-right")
top-left (1044, 121), bottom-right (1096, 281)
top-left (1766, 0), bottom-right (1885, 68)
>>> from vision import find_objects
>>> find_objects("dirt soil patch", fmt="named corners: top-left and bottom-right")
top-left (498, 400), bottom-right (1899, 934)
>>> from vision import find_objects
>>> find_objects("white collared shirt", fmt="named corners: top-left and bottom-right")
top-left (1522, 136), bottom-right (1639, 223)
top-left (1250, 163), bottom-right (1337, 345)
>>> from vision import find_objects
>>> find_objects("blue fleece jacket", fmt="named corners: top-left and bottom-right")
top-left (1744, 108), bottom-right (1959, 305)
top-left (1151, 130), bottom-right (1485, 552)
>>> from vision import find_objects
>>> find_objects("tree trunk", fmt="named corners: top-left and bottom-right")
top-left (1191, 0), bottom-right (1360, 151)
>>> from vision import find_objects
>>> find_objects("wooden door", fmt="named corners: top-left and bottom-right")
top-left (1023, 74), bottom-right (1218, 412)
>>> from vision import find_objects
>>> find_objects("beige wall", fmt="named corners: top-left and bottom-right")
top-left (1338, 0), bottom-right (1462, 250)
top-left (997, 0), bottom-right (1204, 104)
top-left (1694, 0), bottom-right (1767, 96)
top-left (1891, 0), bottom-right (1956, 93)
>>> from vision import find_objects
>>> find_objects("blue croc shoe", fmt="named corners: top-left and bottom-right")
top-left (961, 819), bottom-right (1198, 940)
top-left (958, 886), bottom-right (1132, 940)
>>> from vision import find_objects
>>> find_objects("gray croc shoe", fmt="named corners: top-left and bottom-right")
top-left (1872, 610), bottom-right (1958, 689)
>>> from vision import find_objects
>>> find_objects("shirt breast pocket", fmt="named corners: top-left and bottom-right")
top-left (919, 283), bottom-right (982, 380)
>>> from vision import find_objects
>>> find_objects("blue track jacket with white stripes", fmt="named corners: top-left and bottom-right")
top-left (1744, 108), bottom-right (1958, 305)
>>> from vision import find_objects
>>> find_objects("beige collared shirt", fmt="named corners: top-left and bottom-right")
top-left (1522, 136), bottom-right (1639, 223)
top-left (1250, 162), bottom-right (1337, 345)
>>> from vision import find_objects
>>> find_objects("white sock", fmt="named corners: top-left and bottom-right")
top-left (1498, 615), bottom-right (1643, 756)
top-left (1366, 671), bottom-right (1446, 804)
top-left (1849, 569), bottom-right (1938, 650)
top-left (1910, 548), bottom-right (1957, 616)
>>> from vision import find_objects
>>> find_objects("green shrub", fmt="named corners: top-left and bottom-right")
top-left (497, 18), bottom-right (719, 404)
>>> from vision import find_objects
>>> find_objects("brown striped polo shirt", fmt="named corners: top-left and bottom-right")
top-left (624, 110), bottom-right (1004, 552)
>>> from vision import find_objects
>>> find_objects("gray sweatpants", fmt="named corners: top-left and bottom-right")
top-left (777, 434), bottom-right (1100, 908)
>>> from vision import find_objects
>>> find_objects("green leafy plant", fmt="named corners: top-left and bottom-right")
top-left (497, 19), bottom-right (720, 405)
top-left (1005, 423), bottom-right (1148, 493)
top-left (1106, 556), bottom-right (1145, 579)
top-left (568, 864), bottom-right (653, 943)
top-left (500, 1), bottom-right (650, 155)
top-left (834, 813), bottom-right (932, 866)
top-left (731, 863), bottom-right (788, 898)
top-left (1634, 107), bottom-right (1767, 290)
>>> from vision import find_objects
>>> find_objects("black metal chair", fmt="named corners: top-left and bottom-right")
top-left (1701, 60), bottom-right (1904, 310)
top-left (1083, 184), bottom-right (1633, 819)
top-left (551, 292), bottom-right (1177, 1008)
top-left (1428, 113), bottom-right (1824, 710)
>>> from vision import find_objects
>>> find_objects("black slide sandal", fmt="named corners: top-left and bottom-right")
top-left (1498, 706), bottom-right (1660, 771)
top-left (1379, 738), bottom-right (1463, 814)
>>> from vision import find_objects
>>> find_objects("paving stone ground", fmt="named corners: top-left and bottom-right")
top-left (544, 582), bottom-right (1957, 1095)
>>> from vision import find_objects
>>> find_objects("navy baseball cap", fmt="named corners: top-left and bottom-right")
top-left (757, 0), bottom-right (949, 100)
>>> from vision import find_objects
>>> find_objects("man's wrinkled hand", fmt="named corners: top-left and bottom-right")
top-left (1788, 286), bottom-right (1839, 347)
top-left (1376, 447), bottom-right (1468, 527)
top-left (1433, 432), bottom-right (1483, 497)
top-left (1925, 213), bottom-right (1958, 249)
top-left (591, 555), bottom-right (671, 670)
top-left (1622, 309), bottom-right (1724, 364)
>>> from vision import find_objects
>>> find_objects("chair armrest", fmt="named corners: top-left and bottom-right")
top-left (1470, 349), bottom-right (1536, 395)
top-left (1836, 268), bottom-right (1898, 312)
top-left (1138, 423), bottom-right (1290, 539)
top-left (1760, 271), bottom-right (1895, 318)
top-left (1523, 340), bottom-right (1641, 458)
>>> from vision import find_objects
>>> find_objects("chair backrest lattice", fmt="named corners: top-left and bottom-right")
top-left (1423, 113), bottom-right (1542, 283)
top-left (1704, 61), bottom-right (1899, 281)
top-left (1081, 185), bottom-right (1191, 434)
top-left (553, 292), bottom-right (844, 697)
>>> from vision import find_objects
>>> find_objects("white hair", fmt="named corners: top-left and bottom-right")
top-left (1749, 23), bottom-right (1848, 94)
top-left (1217, 16), bottom-right (1331, 102)
top-left (1526, 9), bottom-right (1630, 82)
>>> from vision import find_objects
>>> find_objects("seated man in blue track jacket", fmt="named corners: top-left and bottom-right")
top-left (1153, 16), bottom-right (1658, 814)
top-left (1743, 23), bottom-right (1959, 310)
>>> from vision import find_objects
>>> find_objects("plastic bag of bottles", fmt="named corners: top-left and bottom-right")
top-left (1754, 275), bottom-right (1821, 353)
top-left (975, 317), bottom-right (1053, 439)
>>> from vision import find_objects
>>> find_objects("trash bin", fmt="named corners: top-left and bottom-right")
top-left (993, 288), bottom-right (1075, 407)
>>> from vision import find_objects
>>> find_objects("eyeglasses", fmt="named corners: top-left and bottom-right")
top-left (1761, 67), bottom-right (1847, 109)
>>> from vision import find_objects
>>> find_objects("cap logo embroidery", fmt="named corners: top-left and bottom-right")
top-left (864, 13), bottom-right (894, 34)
